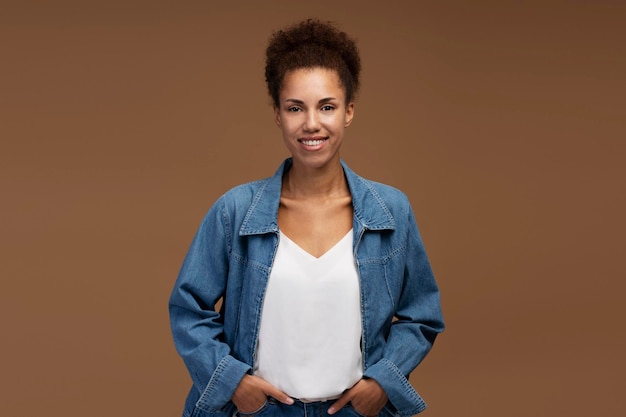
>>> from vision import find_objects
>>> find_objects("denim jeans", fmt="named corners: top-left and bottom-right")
top-left (238, 398), bottom-right (370, 417)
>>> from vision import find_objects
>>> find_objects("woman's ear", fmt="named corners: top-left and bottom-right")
top-left (274, 105), bottom-right (281, 127)
top-left (344, 102), bottom-right (355, 127)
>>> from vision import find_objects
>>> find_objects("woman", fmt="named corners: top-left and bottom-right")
top-left (169, 19), bottom-right (444, 417)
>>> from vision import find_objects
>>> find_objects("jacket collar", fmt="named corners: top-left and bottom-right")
top-left (239, 158), bottom-right (396, 236)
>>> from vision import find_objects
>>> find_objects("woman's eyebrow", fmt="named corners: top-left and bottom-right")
top-left (284, 97), bottom-right (337, 104)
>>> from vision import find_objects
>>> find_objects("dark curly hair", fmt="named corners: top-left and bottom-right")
top-left (265, 19), bottom-right (361, 107)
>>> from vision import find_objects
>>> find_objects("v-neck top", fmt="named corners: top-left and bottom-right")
top-left (254, 229), bottom-right (363, 401)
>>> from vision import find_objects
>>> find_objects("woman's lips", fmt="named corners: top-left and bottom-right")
top-left (298, 137), bottom-right (328, 146)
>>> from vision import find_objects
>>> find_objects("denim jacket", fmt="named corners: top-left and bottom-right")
top-left (169, 159), bottom-right (444, 417)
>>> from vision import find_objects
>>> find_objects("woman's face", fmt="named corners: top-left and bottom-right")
top-left (274, 67), bottom-right (354, 171)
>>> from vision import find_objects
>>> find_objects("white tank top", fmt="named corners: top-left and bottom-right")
top-left (254, 229), bottom-right (363, 401)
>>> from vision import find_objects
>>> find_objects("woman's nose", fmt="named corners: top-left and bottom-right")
top-left (303, 111), bottom-right (321, 131)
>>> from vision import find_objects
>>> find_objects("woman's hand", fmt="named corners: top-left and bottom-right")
top-left (232, 374), bottom-right (294, 413)
top-left (328, 378), bottom-right (388, 417)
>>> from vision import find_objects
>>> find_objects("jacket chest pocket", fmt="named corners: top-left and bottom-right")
top-left (358, 258), bottom-right (402, 312)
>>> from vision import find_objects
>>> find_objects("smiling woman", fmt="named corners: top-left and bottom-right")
top-left (169, 19), bottom-right (444, 417)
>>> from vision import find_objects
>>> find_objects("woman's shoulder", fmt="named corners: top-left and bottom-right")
top-left (217, 177), bottom-right (273, 207)
top-left (217, 160), bottom-right (288, 206)
top-left (345, 165), bottom-right (412, 209)
top-left (360, 176), bottom-right (409, 200)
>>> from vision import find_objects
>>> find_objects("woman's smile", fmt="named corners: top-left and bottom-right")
top-left (298, 136), bottom-right (328, 149)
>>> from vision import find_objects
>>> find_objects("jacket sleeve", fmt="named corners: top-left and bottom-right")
top-left (363, 205), bottom-right (445, 416)
top-left (169, 197), bottom-right (251, 412)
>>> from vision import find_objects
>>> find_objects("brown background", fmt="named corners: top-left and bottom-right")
top-left (1, 1), bottom-right (624, 416)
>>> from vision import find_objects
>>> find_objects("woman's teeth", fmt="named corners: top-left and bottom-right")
top-left (301, 139), bottom-right (325, 146)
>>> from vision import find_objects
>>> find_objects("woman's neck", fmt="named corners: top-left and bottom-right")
top-left (282, 160), bottom-right (349, 200)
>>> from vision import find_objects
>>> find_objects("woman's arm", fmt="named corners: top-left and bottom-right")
top-left (169, 198), bottom-right (251, 412)
top-left (363, 205), bottom-right (445, 415)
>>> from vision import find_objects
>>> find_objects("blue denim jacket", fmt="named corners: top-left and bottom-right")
top-left (169, 159), bottom-right (444, 417)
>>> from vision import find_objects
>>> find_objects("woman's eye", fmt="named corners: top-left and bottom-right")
top-left (321, 105), bottom-right (334, 111)
top-left (287, 107), bottom-right (302, 112)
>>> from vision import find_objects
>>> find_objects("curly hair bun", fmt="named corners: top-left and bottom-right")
top-left (265, 19), bottom-right (361, 106)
